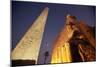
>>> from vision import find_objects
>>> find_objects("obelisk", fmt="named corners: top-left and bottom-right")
top-left (11, 7), bottom-right (49, 64)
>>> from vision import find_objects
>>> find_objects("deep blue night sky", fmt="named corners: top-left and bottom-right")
top-left (12, 1), bottom-right (96, 64)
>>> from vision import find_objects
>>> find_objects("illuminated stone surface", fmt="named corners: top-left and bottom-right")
top-left (51, 15), bottom-right (95, 63)
top-left (51, 15), bottom-right (75, 63)
top-left (11, 7), bottom-right (49, 64)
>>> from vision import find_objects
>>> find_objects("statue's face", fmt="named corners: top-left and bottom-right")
top-left (66, 17), bottom-right (76, 24)
top-left (68, 17), bottom-right (75, 23)
top-left (65, 15), bottom-right (77, 25)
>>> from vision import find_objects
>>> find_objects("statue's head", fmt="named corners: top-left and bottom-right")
top-left (66, 14), bottom-right (77, 24)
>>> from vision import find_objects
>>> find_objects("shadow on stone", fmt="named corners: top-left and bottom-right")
top-left (12, 59), bottom-right (36, 66)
